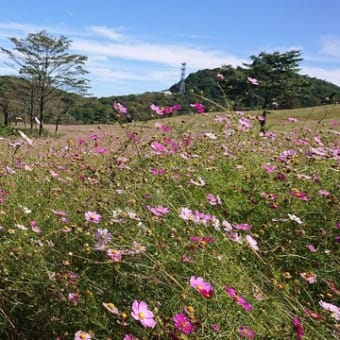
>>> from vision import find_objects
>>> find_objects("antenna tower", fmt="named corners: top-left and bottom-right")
top-left (179, 62), bottom-right (186, 94)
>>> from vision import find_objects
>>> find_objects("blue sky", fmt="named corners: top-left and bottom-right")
top-left (1, 0), bottom-right (340, 97)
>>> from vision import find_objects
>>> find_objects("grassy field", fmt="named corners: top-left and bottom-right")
top-left (39, 103), bottom-right (340, 140)
top-left (0, 104), bottom-right (339, 339)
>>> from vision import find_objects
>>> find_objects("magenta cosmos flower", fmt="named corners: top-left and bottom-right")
top-left (190, 276), bottom-right (214, 299)
top-left (131, 300), bottom-right (156, 328)
top-left (239, 326), bottom-right (256, 339)
top-left (190, 102), bottom-right (205, 113)
top-left (85, 211), bottom-right (102, 223)
top-left (292, 317), bottom-right (304, 340)
top-left (224, 287), bottom-right (252, 311)
top-left (173, 313), bottom-right (194, 335)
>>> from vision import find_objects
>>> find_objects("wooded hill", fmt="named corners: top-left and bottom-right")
top-left (1, 67), bottom-right (340, 125)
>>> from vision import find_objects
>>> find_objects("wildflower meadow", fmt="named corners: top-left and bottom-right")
top-left (0, 99), bottom-right (339, 339)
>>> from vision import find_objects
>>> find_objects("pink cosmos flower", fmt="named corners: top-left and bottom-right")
top-left (319, 189), bottom-right (330, 196)
top-left (314, 135), bottom-right (324, 146)
top-left (173, 313), bottom-right (194, 335)
top-left (131, 300), bottom-right (156, 328)
top-left (150, 168), bottom-right (167, 176)
top-left (154, 123), bottom-right (172, 132)
top-left (319, 301), bottom-right (340, 320)
top-left (94, 146), bottom-right (108, 154)
top-left (107, 249), bottom-right (122, 263)
top-left (113, 102), bottom-right (127, 114)
top-left (263, 163), bottom-right (277, 174)
top-left (190, 276), bottom-right (214, 299)
top-left (190, 102), bottom-right (205, 113)
top-left (190, 236), bottom-right (216, 247)
top-left (147, 205), bottom-right (169, 217)
top-left (290, 188), bottom-right (309, 201)
top-left (49, 170), bottom-right (60, 178)
top-left (207, 193), bottom-right (222, 206)
top-left (123, 335), bottom-right (138, 340)
top-left (300, 272), bottom-right (317, 284)
top-left (247, 77), bottom-right (258, 85)
top-left (179, 207), bottom-right (194, 221)
top-left (239, 326), bottom-right (256, 339)
top-left (292, 317), bottom-right (304, 340)
top-left (68, 292), bottom-right (80, 305)
top-left (150, 141), bottom-right (166, 155)
top-left (233, 223), bottom-right (252, 231)
top-left (224, 287), bottom-right (252, 311)
top-left (85, 211), bottom-right (102, 223)
top-left (52, 209), bottom-right (68, 218)
top-left (288, 117), bottom-right (298, 122)
top-left (182, 254), bottom-right (195, 263)
top-left (211, 323), bottom-right (221, 332)
top-left (74, 330), bottom-right (92, 340)
top-left (150, 103), bottom-right (164, 115)
top-left (77, 137), bottom-right (86, 145)
top-left (226, 232), bottom-right (243, 244)
top-left (30, 220), bottom-right (42, 234)
top-left (126, 131), bottom-right (140, 144)
top-left (103, 302), bottom-right (119, 315)
top-left (307, 244), bottom-right (317, 252)
top-left (94, 228), bottom-right (111, 250)
top-left (279, 149), bottom-right (296, 163)
top-left (245, 235), bottom-right (259, 251)
top-left (172, 104), bottom-right (182, 111)
top-left (238, 117), bottom-right (252, 130)
top-left (89, 134), bottom-right (100, 141)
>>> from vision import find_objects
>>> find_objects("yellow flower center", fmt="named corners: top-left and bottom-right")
top-left (186, 306), bottom-right (194, 313)
top-left (138, 312), bottom-right (145, 319)
top-left (235, 295), bottom-right (241, 302)
top-left (80, 333), bottom-right (88, 340)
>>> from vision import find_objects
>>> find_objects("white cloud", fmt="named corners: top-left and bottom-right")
top-left (0, 21), bottom-right (44, 35)
top-left (301, 66), bottom-right (340, 86)
top-left (71, 38), bottom-right (244, 69)
top-left (320, 36), bottom-right (340, 58)
top-left (87, 26), bottom-right (126, 42)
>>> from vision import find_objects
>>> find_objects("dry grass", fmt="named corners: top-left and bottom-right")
top-left (4, 105), bottom-right (339, 151)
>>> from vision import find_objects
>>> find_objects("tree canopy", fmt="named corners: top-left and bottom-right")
top-left (1, 30), bottom-right (89, 134)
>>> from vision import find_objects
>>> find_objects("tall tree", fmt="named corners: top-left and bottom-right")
top-left (244, 50), bottom-right (304, 132)
top-left (1, 30), bottom-right (89, 135)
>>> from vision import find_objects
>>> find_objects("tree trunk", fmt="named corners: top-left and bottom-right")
top-left (39, 96), bottom-right (44, 136)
